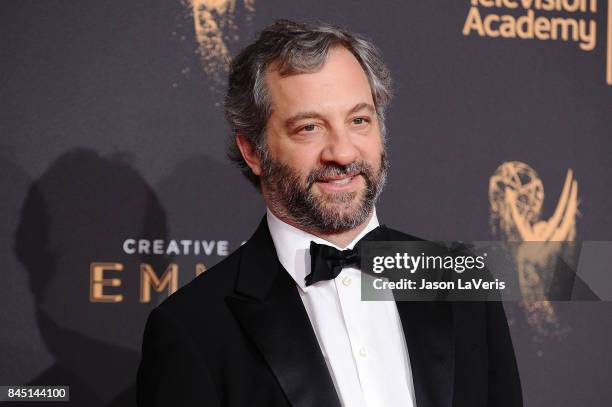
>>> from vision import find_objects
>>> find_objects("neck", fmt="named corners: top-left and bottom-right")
top-left (314, 218), bottom-right (372, 248)
top-left (267, 207), bottom-right (374, 248)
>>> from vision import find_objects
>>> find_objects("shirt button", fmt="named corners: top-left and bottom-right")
top-left (358, 346), bottom-right (368, 357)
top-left (341, 276), bottom-right (352, 286)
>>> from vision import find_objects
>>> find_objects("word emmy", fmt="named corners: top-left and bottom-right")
top-left (89, 262), bottom-right (208, 303)
top-left (464, 0), bottom-right (598, 51)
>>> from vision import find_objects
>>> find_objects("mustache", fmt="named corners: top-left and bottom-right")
top-left (305, 161), bottom-right (374, 189)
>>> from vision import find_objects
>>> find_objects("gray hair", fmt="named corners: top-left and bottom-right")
top-left (224, 19), bottom-right (393, 187)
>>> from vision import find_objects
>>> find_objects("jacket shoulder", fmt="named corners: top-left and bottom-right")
top-left (157, 245), bottom-right (243, 317)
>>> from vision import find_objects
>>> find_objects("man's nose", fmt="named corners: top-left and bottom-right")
top-left (320, 127), bottom-right (360, 166)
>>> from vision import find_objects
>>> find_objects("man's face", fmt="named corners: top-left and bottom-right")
top-left (259, 46), bottom-right (387, 233)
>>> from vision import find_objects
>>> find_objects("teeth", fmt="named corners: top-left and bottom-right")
top-left (329, 177), bottom-right (352, 185)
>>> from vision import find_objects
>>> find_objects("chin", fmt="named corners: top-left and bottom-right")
top-left (319, 193), bottom-right (365, 215)
top-left (315, 189), bottom-right (360, 206)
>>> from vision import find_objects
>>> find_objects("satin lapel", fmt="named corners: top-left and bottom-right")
top-left (226, 217), bottom-right (342, 407)
top-left (379, 226), bottom-right (455, 407)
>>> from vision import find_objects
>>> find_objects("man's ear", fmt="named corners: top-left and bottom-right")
top-left (235, 133), bottom-right (262, 176)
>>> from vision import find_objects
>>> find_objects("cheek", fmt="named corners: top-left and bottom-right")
top-left (293, 156), bottom-right (320, 181)
top-left (276, 144), bottom-right (321, 175)
top-left (360, 136), bottom-right (384, 164)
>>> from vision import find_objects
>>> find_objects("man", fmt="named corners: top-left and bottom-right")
top-left (137, 19), bottom-right (522, 407)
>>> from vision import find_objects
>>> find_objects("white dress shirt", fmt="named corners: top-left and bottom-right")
top-left (266, 208), bottom-right (416, 407)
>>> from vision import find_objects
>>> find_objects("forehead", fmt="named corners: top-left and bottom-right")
top-left (264, 47), bottom-right (374, 117)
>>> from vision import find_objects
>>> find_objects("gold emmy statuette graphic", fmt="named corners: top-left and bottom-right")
top-left (489, 161), bottom-right (579, 338)
top-left (185, 0), bottom-right (256, 86)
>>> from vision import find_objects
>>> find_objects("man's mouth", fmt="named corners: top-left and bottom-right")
top-left (329, 177), bottom-right (352, 185)
top-left (314, 173), bottom-right (361, 191)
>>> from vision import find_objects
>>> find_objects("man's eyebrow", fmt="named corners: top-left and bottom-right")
top-left (284, 111), bottom-right (323, 130)
top-left (348, 102), bottom-right (376, 115)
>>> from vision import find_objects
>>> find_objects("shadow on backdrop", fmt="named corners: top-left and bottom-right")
top-left (9, 148), bottom-right (171, 407)
top-left (156, 153), bottom-right (264, 272)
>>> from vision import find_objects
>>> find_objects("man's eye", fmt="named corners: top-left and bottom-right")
top-left (303, 124), bottom-right (316, 132)
top-left (352, 117), bottom-right (368, 125)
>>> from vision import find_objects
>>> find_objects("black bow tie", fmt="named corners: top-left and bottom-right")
top-left (305, 225), bottom-right (387, 286)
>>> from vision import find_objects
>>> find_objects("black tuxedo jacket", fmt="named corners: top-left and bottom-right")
top-left (137, 217), bottom-right (523, 407)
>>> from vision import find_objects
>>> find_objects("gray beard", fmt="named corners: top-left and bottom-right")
top-left (260, 150), bottom-right (388, 234)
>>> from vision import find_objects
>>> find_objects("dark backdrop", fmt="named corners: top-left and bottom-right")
top-left (1, 1), bottom-right (611, 406)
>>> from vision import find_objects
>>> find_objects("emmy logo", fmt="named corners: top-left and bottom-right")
top-left (186, 0), bottom-right (256, 87)
top-left (489, 161), bottom-right (578, 242)
top-left (489, 161), bottom-right (579, 338)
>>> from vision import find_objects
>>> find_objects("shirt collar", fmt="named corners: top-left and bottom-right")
top-left (267, 208), bottom-right (380, 291)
